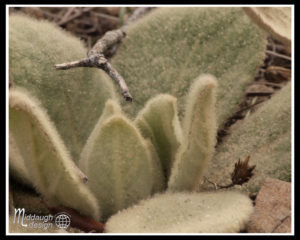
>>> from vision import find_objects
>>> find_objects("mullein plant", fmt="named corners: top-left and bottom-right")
top-left (9, 7), bottom-right (291, 233)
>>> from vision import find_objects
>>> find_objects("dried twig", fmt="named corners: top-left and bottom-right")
top-left (58, 7), bottom-right (95, 26)
top-left (87, 29), bottom-right (125, 56)
top-left (233, 99), bottom-right (265, 115)
top-left (91, 11), bottom-right (120, 23)
top-left (121, 7), bottom-right (154, 32)
top-left (55, 7), bottom-right (155, 102)
top-left (265, 50), bottom-right (291, 61)
top-left (203, 176), bottom-right (218, 190)
top-left (246, 91), bottom-right (273, 96)
top-left (57, 7), bottom-right (75, 25)
top-left (268, 43), bottom-right (287, 52)
top-left (39, 8), bottom-right (61, 21)
top-left (254, 80), bottom-right (283, 88)
top-left (264, 65), bottom-right (291, 82)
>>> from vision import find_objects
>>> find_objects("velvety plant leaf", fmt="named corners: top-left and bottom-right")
top-left (9, 88), bottom-right (100, 220)
top-left (80, 114), bottom-right (154, 221)
top-left (168, 75), bottom-right (217, 191)
top-left (9, 14), bottom-right (117, 163)
top-left (105, 191), bottom-right (254, 233)
top-left (135, 94), bottom-right (183, 179)
top-left (112, 7), bottom-right (266, 128)
top-left (201, 83), bottom-right (291, 193)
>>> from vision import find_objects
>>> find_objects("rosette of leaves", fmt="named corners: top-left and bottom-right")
top-left (103, 7), bottom-right (290, 233)
top-left (9, 7), bottom-right (290, 233)
top-left (103, 78), bottom-right (291, 233)
top-left (81, 74), bottom-right (256, 231)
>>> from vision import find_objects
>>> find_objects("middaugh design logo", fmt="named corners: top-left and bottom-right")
top-left (54, 213), bottom-right (71, 229)
top-left (13, 208), bottom-right (71, 230)
top-left (13, 208), bottom-right (27, 227)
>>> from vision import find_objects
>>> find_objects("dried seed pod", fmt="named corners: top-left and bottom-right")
top-left (231, 156), bottom-right (256, 186)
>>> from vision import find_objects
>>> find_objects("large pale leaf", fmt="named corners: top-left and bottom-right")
top-left (105, 191), bottom-right (253, 233)
top-left (79, 99), bottom-right (122, 173)
top-left (9, 133), bottom-right (32, 187)
top-left (80, 114), bottom-right (153, 220)
top-left (112, 7), bottom-right (266, 128)
top-left (168, 75), bottom-right (217, 191)
top-left (9, 14), bottom-right (117, 162)
top-left (9, 88), bottom-right (100, 220)
top-left (135, 94), bottom-right (183, 179)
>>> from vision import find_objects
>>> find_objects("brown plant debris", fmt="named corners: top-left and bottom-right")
top-left (204, 156), bottom-right (256, 190)
top-left (265, 65), bottom-right (291, 83)
top-left (217, 35), bottom-right (291, 146)
top-left (231, 156), bottom-right (256, 186)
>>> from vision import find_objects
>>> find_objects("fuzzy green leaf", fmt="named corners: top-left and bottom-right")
top-left (144, 139), bottom-right (166, 193)
top-left (201, 83), bottom-right (291, 193)
top-left (135, 94), bottom-right (183, 179)
top-left (81, 114), bottom-right (154, 220)
top-left (79, 99), bottom-right (122, 173)
top-left (9, 14), bottom-right (117, 163)
top-left (9, 88), bottom-right (100, 220)
top-left (168, 75), bottom-right (217, 191)
top-left (9, 133), bottom-right (32, 187)
top-left (112, 7), bottom-right (266, 127)
top-left (105, 191), bottom-right (253, 233)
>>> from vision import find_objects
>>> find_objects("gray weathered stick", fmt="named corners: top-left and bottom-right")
top-left (265, 50), bottom-right (291, 61)
top-left (87, 29), bottom-right (125, 57)
top-left (55, 7), bottom-right (155, 102)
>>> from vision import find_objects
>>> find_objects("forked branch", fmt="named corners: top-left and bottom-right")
top-left (55, 7), bottom-right (155, 102)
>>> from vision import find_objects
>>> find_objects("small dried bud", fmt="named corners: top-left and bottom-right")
top-left (231, 155), bottom-right (256, 185)
top-left (204, 156), bottom-right (256, 190)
